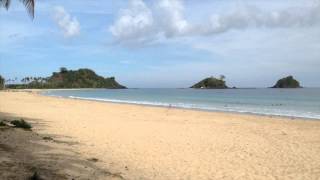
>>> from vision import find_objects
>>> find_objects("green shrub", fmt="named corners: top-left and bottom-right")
top-left (10, 119), bottom-right (32, 129)
top-left (0, 121), bottom-right (6, 126)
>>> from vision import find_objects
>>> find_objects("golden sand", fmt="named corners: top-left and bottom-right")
top-left (0, 91), bottom-right (320, 179)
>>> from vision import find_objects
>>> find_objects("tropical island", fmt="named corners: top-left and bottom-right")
top-left (4, 68), bottom-right (126, 89)
top-left (191, 75), bottom-right (228, 89)
top-left (2, 1), bottom-right (320, 180)
top-left (272, 75), bottom-right (302, 88)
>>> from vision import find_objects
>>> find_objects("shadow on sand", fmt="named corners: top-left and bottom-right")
top-left (0, 112), bottom-right (124, 180)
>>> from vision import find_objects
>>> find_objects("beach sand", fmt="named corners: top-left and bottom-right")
top-left (0, 113), bottom-right (119, 180)
top-left (0, 91), bottom-right (320, 179)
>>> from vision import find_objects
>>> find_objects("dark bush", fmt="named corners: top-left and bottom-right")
top-left (10, 119), bottom-right (32, 129)
top-left (0, 121), bottom-right (7, 126)
top-left (42, 136), bottom-right (53, 141)
top-left (29, 171), bottom-right (43, 180)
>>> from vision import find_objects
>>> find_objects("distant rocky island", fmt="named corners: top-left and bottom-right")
top-left (191, 76), bottom-right (228, 89)
top-left (272, 76), bottom-right (301, 88)
top-left (0, 72), bottom-right (305, 90)
top-left (6, 68), bottom-right (126, 89)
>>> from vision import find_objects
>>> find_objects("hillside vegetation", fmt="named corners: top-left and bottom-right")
top-left (6, 68), bottom-right (126, 89)
top-left (191, 76), bottom-right (228, 89)
top-left (272, 76), bottom-right (301, 88)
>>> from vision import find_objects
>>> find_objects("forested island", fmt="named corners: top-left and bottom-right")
top-left (0, 72), bottom-right (305, 90)
top-left (272, 76), bottom-right (302, 88)
top-left (4, 68), bottom-right (126, 89)
top-left (191, 76), bottom-right (228, 89)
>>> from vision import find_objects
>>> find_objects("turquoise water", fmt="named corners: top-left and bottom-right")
top-left (42, 88), bottom-right (320, 119)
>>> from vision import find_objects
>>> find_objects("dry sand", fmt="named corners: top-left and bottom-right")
top-left (0, 91), bottom-right (320, 180)
top-left (0, 114), bottom-right (120, 180)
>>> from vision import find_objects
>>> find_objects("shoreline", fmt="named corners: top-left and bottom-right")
top-left (37, 89), bottom-right (319, 121)
top-left (1, 91), bottom-right (320, 179)
top-left (47, 94), bottom-right (317, 121)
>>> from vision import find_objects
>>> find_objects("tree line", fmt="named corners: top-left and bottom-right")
top-left (0, 67), bottom-right (126, 89)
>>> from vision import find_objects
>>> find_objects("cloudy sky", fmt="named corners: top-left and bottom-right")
top-left (1, 0), bottom-right (320, 88)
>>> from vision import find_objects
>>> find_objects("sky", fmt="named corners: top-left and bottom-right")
top-left (0, 0), bottom-right (320, 88)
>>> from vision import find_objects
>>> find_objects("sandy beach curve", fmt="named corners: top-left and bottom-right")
top-left (1, 91), bottom-right (320, 179)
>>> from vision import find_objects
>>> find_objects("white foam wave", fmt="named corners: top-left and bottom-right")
top-left (66, 96), bottom-right (320, 120)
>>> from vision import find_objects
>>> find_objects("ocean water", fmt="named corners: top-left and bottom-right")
top-left (42, 88), bottom-right (320, 119)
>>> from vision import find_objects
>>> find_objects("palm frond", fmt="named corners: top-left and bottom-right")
top-left (21, 0), bottom-right (35, 19)
top-left (0, 0), bottom-right (11, 10)
top-left (0, 0), bottom-right (35, 19)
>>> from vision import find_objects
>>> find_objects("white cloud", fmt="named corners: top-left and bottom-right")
top-left (110, 0), bottom-right (191, 44)
top-left (53, 6), bottom-right (80, 38)
top-left (110, 0), bottom-right (320, 45)
top-left (109, 0), bottom-right (155, 44)
top-left (156, 0), bottom-right (191, 37)
top-left (201, 3), bottom-right (320, 35)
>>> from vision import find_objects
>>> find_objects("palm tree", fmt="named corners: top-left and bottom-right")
top-left (219, 75), bottom-right (226, 81)
top-left (0, 0), bottom-right (35, 19)
top-left (0, 75), bottom-right (5, 89)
